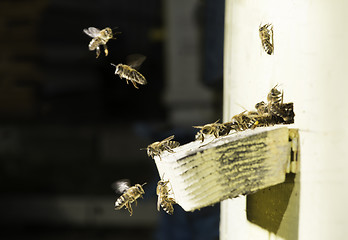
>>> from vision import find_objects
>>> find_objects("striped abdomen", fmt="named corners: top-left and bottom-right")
top-left (114, 185), bottom-right (144, 209)
top-left (117, 64), bottom-right (147, 85)
top-left (262, 40), bottom-right (273, 55)
top-left (160, 197), bottom-right (175, 215)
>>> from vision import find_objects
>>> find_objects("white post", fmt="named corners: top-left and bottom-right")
top-left (222, 0), bottom-right (348, 239)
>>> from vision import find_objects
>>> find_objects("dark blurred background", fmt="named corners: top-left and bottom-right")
top-left (0, 0), bottom-right (224, 239)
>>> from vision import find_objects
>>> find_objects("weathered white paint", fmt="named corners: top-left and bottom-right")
top-left (222, 0), bottom-right (348, 239)
top-left (154, 126), bottom-right (295, 212)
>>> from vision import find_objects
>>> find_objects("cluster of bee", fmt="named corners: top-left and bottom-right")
top-left (88, 24), bottom-right (290, 217)
top-left (84, 26), bottom-right (180, 216)
top-left (113, 177), bottom-right (176, 216)
top-left (112, 86), bottom-right (294, 215)
top-left (113, 135), bottom-right (181, 216)
top-left (259, 23), bottom-right (274, 55)
top-left (83, 27), bottom-right (147, 89)
top-left (194, 86), bottom-right (294, 142)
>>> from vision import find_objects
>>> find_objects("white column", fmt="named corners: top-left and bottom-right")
top-left (222, 0), bottom-right (348, 239)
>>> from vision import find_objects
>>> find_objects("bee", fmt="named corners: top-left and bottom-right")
top-left (257, 86), bottom-right (294, 125)
top-left (255, 101), bottom-right (268, 115)
top-left (267, 85), bottom-right (283, 105)
top-left (111, 54), bottom-right (147, 89)
top-left (144, 135), bottom-right (180, 159)
top-left (259, 23), bottom-right (274, 55)
top-left (194, 120), bottom-right (228, 142)
top-left (83, 27), bottom-right (119, 58)
top-left (229, 110), bottom-right (264, 132)
top-left (157, 179), bottom-right (176, 215)
top-left (112, 179), bottom-right (146, 216)
top-left (269, 102), bottom-right (295, 124)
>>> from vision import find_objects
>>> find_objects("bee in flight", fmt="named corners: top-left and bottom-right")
top-left (112, 179), bottom-right (146, 216)
top-left (83, 27), bottom-right (119, 58)
top-left (111, 54), bottom-right (147, 89)
top-left (144, 135), bottom-right (180, 160)
top-left (259, 23), bottom-right (274, 55)
top-left (157, 179), bottom-right (176, 215)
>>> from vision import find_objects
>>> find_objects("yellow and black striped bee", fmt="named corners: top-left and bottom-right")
top-left (267, 85), bottom-right (283, 105)
top-left (111, 54), bottom-right (147, 89)
top-left (255, 101), bottom-right (268, 115)
top-left (228, 111), bottom-right (259, 131)
top-left (157, 179), bottom-right (176, 215)
top-left (193, 120), bottom-right (228, 142)
top-left (259, 23), bottom-right (274, 55)
top-left (112, 179), bottom-right (146, 216)
top-left (144, 135), bottom-right (180, 160)
top-left (83, 27), bottom-right (119, 58)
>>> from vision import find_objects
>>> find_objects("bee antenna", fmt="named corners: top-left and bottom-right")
top-left (139, 147), bottom-right (147, 151)
top-left (110, 63), bottom-right (117, 67)
top-left (141, 182), bottom-right (147, 187)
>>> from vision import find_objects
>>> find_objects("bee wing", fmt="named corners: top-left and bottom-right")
top-left (83, 27), bottom-right (101, 38)
top-left (161, 135), bottom-right (175, 143)
top-left (126, 54), bottom-right (147, 69)
top-left (157, 194), bottom-right (162, 211)
top-left (111, 179), bottom-right (131, 194)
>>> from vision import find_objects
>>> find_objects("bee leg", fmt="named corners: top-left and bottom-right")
top-left (213, 131), bottom-right (219, 138)
top-left (126, 202), bottom-right (133, 216)
top-left (131, 81), bottom-right (139, 89)
top-left (103, 44), bottom-right (108, 56)
top-left (95, 47), bottom-right (100, 58)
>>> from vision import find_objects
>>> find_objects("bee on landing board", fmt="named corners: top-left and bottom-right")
top-left (259, 23), bottom-right (274, 55)
top-left (112, 179), bottom-right (146, 216)
top-left (111, 54), bottom-right (147, 89)
top-left (144, 135), bottom-right (180, 160)
top-left (193, 120), bottom-right (228, 142)
top-left (156, 179), bottom-right (176, 215)
top-left (267, 85), bottom-right (283, 105)
top-left (83, 27), bottom-right (119, 58)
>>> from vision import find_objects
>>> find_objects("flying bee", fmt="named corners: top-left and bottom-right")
top-left (157, 179), bottom-right (176, 215)
top-left (112, 179), bottom-right (146, 216)
top-left (259, 23), bottom-right (274, 55)
top-left (83, 27), bottom-right (119, 58)
top-left (144, 135), bottom-right (180, 160)
top-left (111, 54), bottom-right (147, 89)
top-left (194, 120), bottom-right (227, 142)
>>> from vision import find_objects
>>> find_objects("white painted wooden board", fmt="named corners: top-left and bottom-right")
top-left (154, 126), bottom-right (297, 212)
